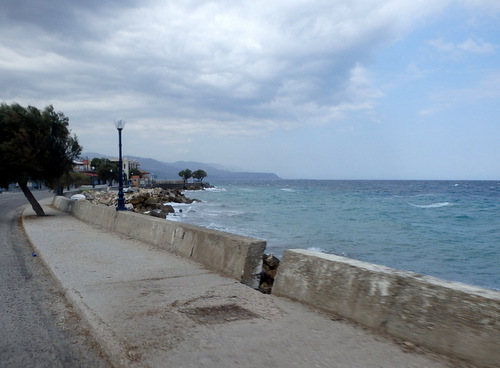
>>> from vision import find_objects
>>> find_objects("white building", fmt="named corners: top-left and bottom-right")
top-left (109, 158), bottom-right (139, 180)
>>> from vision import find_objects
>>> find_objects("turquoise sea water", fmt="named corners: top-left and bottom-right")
top-left (167, 180), bottom-right (500, 291)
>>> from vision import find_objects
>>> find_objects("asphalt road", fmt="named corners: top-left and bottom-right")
top-left (0, 190), bottom-right (110, 368)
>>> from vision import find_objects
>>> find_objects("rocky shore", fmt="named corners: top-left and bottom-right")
top-left (79, 187), bottom-right (197, 218)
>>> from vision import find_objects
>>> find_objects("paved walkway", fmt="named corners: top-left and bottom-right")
top-left (22, 200), bottom-right (464, 368)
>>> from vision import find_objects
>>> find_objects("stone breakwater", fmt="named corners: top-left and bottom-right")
top-left (80, 188), bottom-right (197, 218)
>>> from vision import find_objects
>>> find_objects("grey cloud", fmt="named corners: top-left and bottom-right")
top-left (0, 0), bottom-right (448, 136)
top-left (1, 0), bottom-right (138, 39)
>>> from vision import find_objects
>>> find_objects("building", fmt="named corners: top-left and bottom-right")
top-left (109, 158), bottom-right (139, 181)
top-left (73, 159), bottom-right (90, 172)
top-left (74, 157), bottom-right (146, 187)
top-left (73, 159), bottom-right (98, 186)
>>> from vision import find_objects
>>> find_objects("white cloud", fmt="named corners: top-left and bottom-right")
top-left (428, 38), bottom-right (497, 55)
top-left (458, 39), bottom-right (496, 53)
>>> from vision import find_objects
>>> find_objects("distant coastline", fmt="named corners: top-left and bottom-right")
top-left (81, 152), bottom-right (281, 181)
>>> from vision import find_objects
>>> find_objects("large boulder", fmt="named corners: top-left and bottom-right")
top-left (162, 204), bottom-right (175, 213)
top-left (144, 197), bottom-right (159, 206)
top-left (148, 205), bottom-right (175, 219)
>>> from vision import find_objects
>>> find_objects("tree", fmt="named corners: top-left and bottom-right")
top-left (129, 167), bottom-right (142, 178)
top-left (0, 103), bottom-right (82, 216)
top-left (91, 158), bottom-right (118, 186)
top-left (178, 169), bottom-right (192, 183)
top-left (64, 172), bottom-right (91, 188)
top-left (192, 169), bottom-right (207, 182)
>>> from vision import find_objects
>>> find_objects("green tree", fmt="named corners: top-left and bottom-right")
top-left (65, 172), bottom-right (91, 188)
top-left (178, 169), bottom-right (192, 183)
top-left (91, 158), bottom-right (118, 185)
top-left (192, 169), bottom-right (207, 182)
top-left (0, 103), bottom-right (82, 216)
top-left (129, 167), bottom-right (142, 178)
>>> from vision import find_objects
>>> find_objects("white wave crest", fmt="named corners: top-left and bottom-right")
top-left (307, 247), bottom-right (326, 253)
top-left (204, 186), bottom-right (227, 192)
top-left (410, 202), bottom-right (451, 208)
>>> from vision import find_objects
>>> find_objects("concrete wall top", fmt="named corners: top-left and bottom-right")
top-left (283, 249), bottom-right (500, 299)
top-left (273, 249), bottom-right (500, 368)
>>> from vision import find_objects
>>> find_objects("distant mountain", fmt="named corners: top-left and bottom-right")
top-left (81, 152), bottom-right (282, 182)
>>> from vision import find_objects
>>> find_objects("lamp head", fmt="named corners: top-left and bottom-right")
top-left (114, 119), bottom-right (126, 130)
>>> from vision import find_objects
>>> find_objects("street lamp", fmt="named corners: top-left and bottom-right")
top-left (114, 119), bottom-right (126, 211)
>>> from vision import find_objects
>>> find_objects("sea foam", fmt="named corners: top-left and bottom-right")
top-left (409, 202), bottom-right (451, 208)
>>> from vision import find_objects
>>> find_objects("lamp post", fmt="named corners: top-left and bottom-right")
top-left (114, 119), bottom-right (126, 211)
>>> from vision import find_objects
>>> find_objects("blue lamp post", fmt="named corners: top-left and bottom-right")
top-left (114, 119), bottom-right (126, 211)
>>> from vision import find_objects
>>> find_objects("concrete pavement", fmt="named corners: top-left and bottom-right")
top-left (22, 199), bottom-right (469, 368)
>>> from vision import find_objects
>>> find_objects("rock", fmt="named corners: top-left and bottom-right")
top-left (82, 191), bottom-right (95, 200)
top-left (144, 197), bottom-right (158, 206)
top-left (99, 196), bottom-right (113, 205)
top-left (162, 204), bottom-right (175, 214)
top-left (149, 210), bottom-right (165, 218)
top-left (148, 206), bottom-right (174, 219)
top-left (85, 187), bottom-right (197, 222)
top-left (129, 198), bottom-right (143, 205)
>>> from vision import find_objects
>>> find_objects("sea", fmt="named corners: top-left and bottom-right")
top-left (166, 180), bottom-right (500, 291)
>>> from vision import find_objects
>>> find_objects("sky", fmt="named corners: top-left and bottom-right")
top-left (1, 0), bottom-right (499, 180)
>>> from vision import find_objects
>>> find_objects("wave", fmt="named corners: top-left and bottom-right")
top-left (281, 188), bottom-right (296, 192)
top-left (409, 202), bottom-right (452, 209)
top-left (164, 201), bottom-right (192, 206)
top-left (204, 186), bottom-right (227, 192)
top-left (184, 186), bottom-right (226, 193)
top-left (166, 213), bottom-right (181, 221)
top-left (307, 246), bottom-right (326, 253)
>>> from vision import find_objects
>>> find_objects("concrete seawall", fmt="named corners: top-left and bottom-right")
top-left (52, 196), bottom-right (266, 288)
top-left (53, 196), bottom-right (499, 367)
top-left (272, 249), bottom-right (500, 368)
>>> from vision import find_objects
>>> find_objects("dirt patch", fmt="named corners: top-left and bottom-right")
top-left (181, 304), bottom-right (259, 325)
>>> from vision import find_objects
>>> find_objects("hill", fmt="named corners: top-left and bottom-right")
top-left (81, 152), bottom-right (281, 182)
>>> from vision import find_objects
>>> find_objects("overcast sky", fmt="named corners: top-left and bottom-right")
top-left (1, 1), bottom-right (499, 179)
